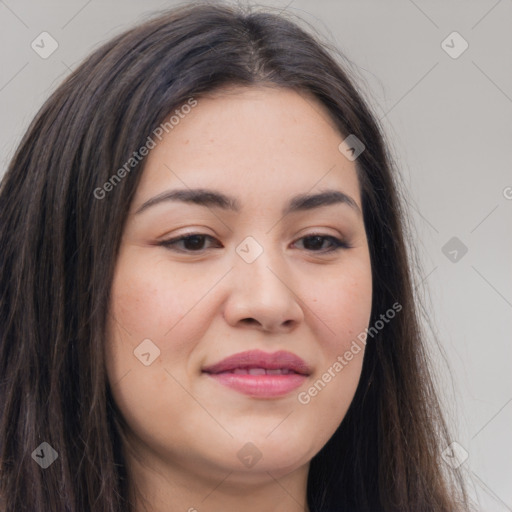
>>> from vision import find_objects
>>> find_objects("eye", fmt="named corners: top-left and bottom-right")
top-left (158, 232), bottom-right (352, 254)
top-left (158, 234), bottom-right (220, 252)
top-left (294, 233), bottom-right (352, 253)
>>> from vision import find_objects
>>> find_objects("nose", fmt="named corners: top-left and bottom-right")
top-left (222, 242), bottom-right (305, 333)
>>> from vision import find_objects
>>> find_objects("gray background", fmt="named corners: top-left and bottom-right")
top-left (1, 1), bottom-right (511, 509)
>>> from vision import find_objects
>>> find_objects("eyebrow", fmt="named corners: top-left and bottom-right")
top-left (134, 187), bottom-right (361, 216)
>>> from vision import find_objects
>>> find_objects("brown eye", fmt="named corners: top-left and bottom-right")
top-left (159, 234), bottom-right (221, 252)
top-left (294, 234), bottom-right (351, 253)
top-left (158, 232), bottom-right (351, 255)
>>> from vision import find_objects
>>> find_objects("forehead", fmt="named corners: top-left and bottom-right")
top-left (134, 86), bottom-right (362, 210)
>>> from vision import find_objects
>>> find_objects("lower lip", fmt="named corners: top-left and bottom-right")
top-left (203, 372), bottom-right (308, 398)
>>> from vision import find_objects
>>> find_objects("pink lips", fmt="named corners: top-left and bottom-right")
top-left (202, 349), bottom-right (311, 398)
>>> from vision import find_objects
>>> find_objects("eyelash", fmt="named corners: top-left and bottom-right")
top-left (158, 232), bottom-right (352, 254)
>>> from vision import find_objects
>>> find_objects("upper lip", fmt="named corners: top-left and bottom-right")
top-left (202, 349), bottom-right (312, 376)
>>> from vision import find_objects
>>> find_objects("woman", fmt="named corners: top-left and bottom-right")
top-left (0, 2), bottom-right (472, 511)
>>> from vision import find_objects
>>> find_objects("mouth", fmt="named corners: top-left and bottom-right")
top-left (202, 349), bottom-right (311, 398)
top-left (212, 367), bottom-right (301, 375)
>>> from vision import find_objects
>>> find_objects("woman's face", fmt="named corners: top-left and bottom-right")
top-left (105, 86), bottom-right (372, 487)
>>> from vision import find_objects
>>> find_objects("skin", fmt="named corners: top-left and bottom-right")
top-left (105, 85), bottom-right (373, 512)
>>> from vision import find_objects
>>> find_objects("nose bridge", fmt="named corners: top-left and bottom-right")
top-left (225, 233), bottom-right (303, 330)
top-left (234, 234), bottom-right (286, 293)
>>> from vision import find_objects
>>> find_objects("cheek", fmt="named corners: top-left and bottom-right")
top-left (307, 256), bottom-right (373, 351)
top-left (104, 252), bottom-right (199, 445)
top-left (109, 259), bottom-right (182, 337)
top-left (104, 251), bottom-right (185, 393)
top-left (297, 255), bottom-right (372, 419)
top-left (108, 257), bottom-right (238, 370)
top-left (105, 248), bottom-right (222, 388)
top-left (107, 245), bottom-right (220, 347)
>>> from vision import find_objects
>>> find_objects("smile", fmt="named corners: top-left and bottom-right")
top-left (202, 349), bottom-right (311, 398)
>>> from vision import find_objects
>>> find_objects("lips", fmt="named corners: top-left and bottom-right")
top-left (202, 349), bottom-right (311, 398)
top-left (202, 349), bottom-right (312, 376)
top-left (221, 367), bottom-right (295, 375)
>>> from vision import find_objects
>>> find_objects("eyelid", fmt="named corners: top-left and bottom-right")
top-left (157, 231), bottom-right (352, 254)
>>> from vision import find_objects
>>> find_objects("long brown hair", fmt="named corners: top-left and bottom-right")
top-left (0, 2), bottom-right (472, 510)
